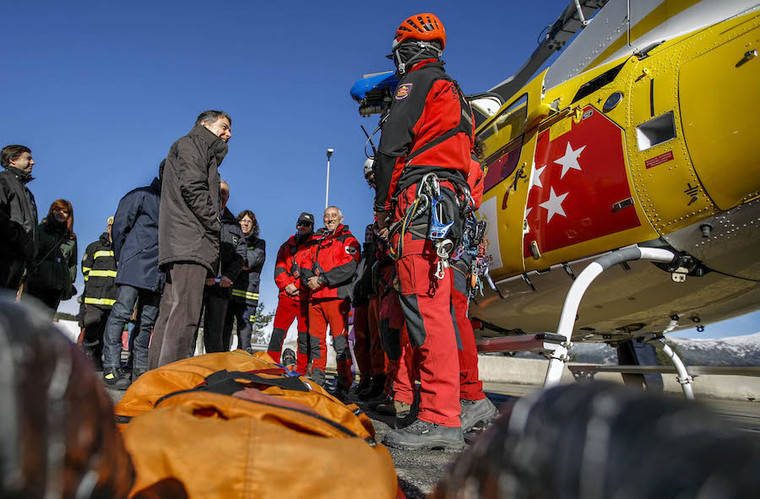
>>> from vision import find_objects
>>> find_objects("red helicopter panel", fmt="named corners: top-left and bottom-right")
top-left (523, 106), bottom-right (641, 258)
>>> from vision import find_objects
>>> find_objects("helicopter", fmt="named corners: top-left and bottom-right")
top-left (351, 0), bottom-right (760, 388)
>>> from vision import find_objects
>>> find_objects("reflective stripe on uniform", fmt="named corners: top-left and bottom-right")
top-left (93, 250), bottom-right (114, 259)
top-left (82, 266), bottom-right (91, 281)
top-left (88, 269), bottom-right (117, 278)
top-left (231, 289), bottom-right (259, 301)
top-left (84, 297), bottom-right (116, 306)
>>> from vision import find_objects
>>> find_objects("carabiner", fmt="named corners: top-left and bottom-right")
top-left (429, 195), bottom-right (454, 239)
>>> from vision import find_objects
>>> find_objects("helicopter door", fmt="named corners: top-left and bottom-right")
top-left (678, 18), bottom-right (760, 210)
top-left (523, 106), bottom-right (642, 270)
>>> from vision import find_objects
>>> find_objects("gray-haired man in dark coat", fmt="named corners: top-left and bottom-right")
top-left (148, 110), bottom-right (232, 369)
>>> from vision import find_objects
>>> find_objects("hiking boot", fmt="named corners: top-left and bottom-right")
top-left (376, 399), bottom-right (411, 419)
top-left (281, 348), bottom-right (297, 369)
top-left (383, 419), bottom-right (465, 452)
top-left (460, 397), bottom-right (498, 433)
top-left (307, 367), bottom-right (326, 387)
top-left (362, 374), bottom-right (386, 401)
top-left (367, 393), bottom-right (392, 411)
top-left (332, 384), bottom-right (351, 402)
top-left (132, 369), bottom-right (147, 383)
top-left (354, 376), bottom-right (372, 397)
top-left (103, 368), bottom-right (131, 390)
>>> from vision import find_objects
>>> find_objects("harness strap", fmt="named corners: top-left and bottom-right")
top-left (154, 369), bottom-right (310, 407)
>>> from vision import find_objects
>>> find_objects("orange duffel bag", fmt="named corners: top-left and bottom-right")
top-left (114, 351), bottom-right (400, 498)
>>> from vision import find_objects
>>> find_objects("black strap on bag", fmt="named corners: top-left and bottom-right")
top-left (155, 369), bottom-right (310, 407)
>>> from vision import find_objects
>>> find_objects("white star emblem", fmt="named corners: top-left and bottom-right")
top-left (539, 188), bottom-right (568, 222)
top-left (554, 142), bottom-right (586, 178)
top-left (531, 166), bottom-right (546, 190)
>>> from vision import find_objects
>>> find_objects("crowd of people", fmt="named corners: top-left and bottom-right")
top-left (1, 13), bottom-right (502, 452)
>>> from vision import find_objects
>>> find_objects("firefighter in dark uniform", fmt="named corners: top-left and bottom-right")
top-left (79, 216), bottom-right (118, 369)
top-left (374, 13), bottom-right (474, 451)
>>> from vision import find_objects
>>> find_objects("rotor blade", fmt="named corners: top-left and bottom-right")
top-left (489, 0), bottom-right (608, 102)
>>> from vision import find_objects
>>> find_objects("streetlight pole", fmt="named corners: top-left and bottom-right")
top-left (325, 148), bottom-right (334, 209)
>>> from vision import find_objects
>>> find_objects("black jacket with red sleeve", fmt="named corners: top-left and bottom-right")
top-left (299, 224), bottom-right (360, 301)
top-left (374, 59), bottom-right (474, 213)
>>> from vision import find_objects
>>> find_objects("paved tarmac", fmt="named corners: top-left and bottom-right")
top-left (106, 377), bottom-right (760, 498)
top-left (358, 381), bottom-right (760, 498)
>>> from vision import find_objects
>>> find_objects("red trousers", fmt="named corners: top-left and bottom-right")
top-left (390, 323), bottom-right (418, 405)
top-left (268, 294), bottom-right (309, 374)
top-left (452, 258), bottom-right (485, 401)
top-left (391, 182), bottom-right (461, 427)
top-left (308, 298), bottom-right (353, 388)
top-left (353, 296), bottom-right (386, 377)
top-left (378, 279), bottom-right (404, 395)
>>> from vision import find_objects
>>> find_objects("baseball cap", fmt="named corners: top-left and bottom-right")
top-left (297, 212), bottom-right (314, 226)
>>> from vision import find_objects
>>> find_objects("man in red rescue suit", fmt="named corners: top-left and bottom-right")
top-left (351, 223), bottom-right (387, 400)
top-left (300, 206), bottom-right (360, 397)
top-left (451, 153), bottom-right (498, 432)
top-left (268, 212), bottom-right (315, 374)
top-left (374, 13), bottom-right (474, 451)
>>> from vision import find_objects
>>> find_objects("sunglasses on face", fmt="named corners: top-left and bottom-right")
top-left (297, 221), bottom-right (312, 227)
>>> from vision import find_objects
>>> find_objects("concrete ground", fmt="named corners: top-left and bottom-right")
top-left (105, 375), bottom-right (760, 498)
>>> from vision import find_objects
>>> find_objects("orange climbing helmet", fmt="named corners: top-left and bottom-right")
top-left (393, 13), bottom-right (446, 51)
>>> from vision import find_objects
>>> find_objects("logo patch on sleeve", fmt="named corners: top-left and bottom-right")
top-left (395, 83), bottom-right (413, 100)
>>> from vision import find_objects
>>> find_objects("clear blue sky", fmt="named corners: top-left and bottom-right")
top-left (3, 0), bottom-right (757, 339)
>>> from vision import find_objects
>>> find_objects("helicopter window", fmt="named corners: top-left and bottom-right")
top-left (482, 136), bottom-right (523, 193)
top-left (477, 94), bottom-right (528, 143)
top-left (636, 111), bottom-right (676, 151)
top-left (571, 62), bottom-right (626, 104)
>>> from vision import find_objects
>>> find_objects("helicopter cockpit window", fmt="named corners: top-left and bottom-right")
top-left (477, 94), bottom-right (528, 144)
top-left (478, 94), bottom-right (528, 193)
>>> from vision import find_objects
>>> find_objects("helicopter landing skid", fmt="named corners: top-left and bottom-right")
top-left (645, 336), bottom-right (695, 400)
top-left (543, 246), bottom-right (678, 388)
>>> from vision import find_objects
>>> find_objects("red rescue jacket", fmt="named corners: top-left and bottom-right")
top-left (468, 155), bottom-right (484, 210)
top-left (300, 224), bottom-right (360, 301)
top-left (374, 59), bottom-right (475, 214)
top-left (274, 234), bottom-right (314, 301)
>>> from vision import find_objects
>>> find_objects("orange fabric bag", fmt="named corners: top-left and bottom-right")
top-left (115, 351), bottom-right (400, 498)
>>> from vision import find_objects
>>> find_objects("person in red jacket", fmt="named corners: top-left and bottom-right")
top-left (268, 212), bottom-right (315, 374)
top-left (300, 206), bottom-right (360, 397)
top-left (374, 13), bottom-right (474, 451)
top-left (451, 152), bottom-right (497, 432)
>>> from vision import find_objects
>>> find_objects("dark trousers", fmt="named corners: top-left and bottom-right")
top-left (225, 300), bottom-right (258, 352)
top-left (0, 258), bottom-right (24, 290)
top-left (200, 285), bottom-right (230, 353)
top-left (103, 285), bottom-right (159, 371)
top-left (148, 263), bottom-right (207, 369)
top-left (80, 304), bottom-right (110, 367)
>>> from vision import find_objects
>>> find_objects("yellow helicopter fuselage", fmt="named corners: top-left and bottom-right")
top-left (471, 5), bottom-right (760, 341)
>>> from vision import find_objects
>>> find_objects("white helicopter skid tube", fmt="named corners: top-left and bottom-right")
top-left (646, 337), bottom-right (695, 400)
top-left (543, 246), bottom-right (677, 388)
